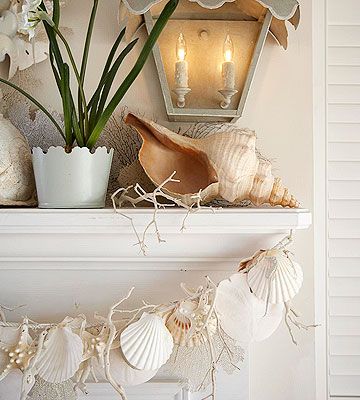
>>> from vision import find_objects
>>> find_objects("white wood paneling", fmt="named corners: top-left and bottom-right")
top-left (327, 3), bottom-right (360, 396)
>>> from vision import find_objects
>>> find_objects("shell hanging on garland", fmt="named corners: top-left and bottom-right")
top-left (108, 350), bottom-right (158, 386)
top-left (120, 312), bottom-right (174, 371)
top-left (124, 113), bottom-right (299, 208)
top-left (0, 114), bottom-right (36, 206)
top-left (36, 325), bottom-right (83, 384)
top-left (166, 299), bottom-right (217, 347)
top-left (0, 321), bottom-right (34, 382)
top-left (215, 273), bottom-right (283, 345)
top-left (245, 248), bottom-right (303, 304)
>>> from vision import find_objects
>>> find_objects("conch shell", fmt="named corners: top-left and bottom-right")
top-left (125, 113), bottom-right (299, 208)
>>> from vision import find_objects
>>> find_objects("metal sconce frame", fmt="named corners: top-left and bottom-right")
top-left (144, 10), bottom-right (273, 123)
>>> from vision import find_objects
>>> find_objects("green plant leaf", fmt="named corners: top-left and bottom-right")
top-left (61, 63), bottom-right (73, 145)
top-left (86, 0), bottom-right (179, 149)
top-left (93, 38), bottom-right (138, 127)
top-left (78, 0), bottom-right (99, 140)
top-left (88, 28), bottom-right (126, 110)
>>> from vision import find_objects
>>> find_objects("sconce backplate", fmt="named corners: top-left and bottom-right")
top-left (144, 7), bottom-right (272, 122)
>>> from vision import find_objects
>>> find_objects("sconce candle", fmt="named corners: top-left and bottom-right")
top-left (173, 33), bottom-right (191, 108)
top-left (222, 34), bottom-right (235, 89)
top-left (219, 34), bottom-right (238, 109)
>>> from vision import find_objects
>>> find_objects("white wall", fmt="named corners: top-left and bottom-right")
top-left (0, 0), bottom-right (315, 399)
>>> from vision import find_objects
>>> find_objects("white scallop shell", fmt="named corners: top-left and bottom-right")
top-left (36, 326), bottom-right (83, 383)
top-left (109, 350), bottom-right (158, 386)
top-left (215, 273), bottom-right (283, 345)
top-left (120, 313), bottom-right (174, 371)
top-left (247, 250), bottom-right (303, 304)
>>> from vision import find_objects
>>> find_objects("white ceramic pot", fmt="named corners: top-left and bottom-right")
top-left (32, 146), bottom-right (114, 208)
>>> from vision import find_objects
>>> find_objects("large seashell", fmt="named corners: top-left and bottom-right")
top-left (36, 326), bottom-right (83, 383)
top-left (0, 114), bottom-right (36, 206)
top-left (215, 273), bottom-right (283, 345)
top-left (166, 300), bottom-right (216, 347)
top-left (125, 113), bottom-right (299, 208)
top-left (246, 249), bottom-right (303, 304)
top-left (120, 312), bottom-right (174, 371)
top-left (109, 350), bottom-right (158, 386)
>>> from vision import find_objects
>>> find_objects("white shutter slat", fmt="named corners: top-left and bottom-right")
top-left (328, 26), bottom-right (360, 47)
top-left (330, 375), bottom-right (360, 397)
top-left (329, 239), bottom-right (360, 258)
top-left (328, 66), bottom-right (360, 85)
top-left (330, 336), bottom-right (360, 355)
top-left (328, 161), bottom-right (360, 180)
top-left (329, 258), bottom-right (360, 276)
top-left (328, 104), bottom-right (360, 122)
top-left (328, 47), bottom-right (360, 66)
top-left (330, 200), bottom-right (360, 218)
top-left (330, 316), bottom-right (360, 336)
top-left (328, 0), bottom-right (360, 24)
top-left (329, 278), bottom-right (360, 297)
top-left (329, 143), bottom-right (360, 161)
top-left (330, 297), bottom-right (360, 316)
top-left (329, 123), bottom-right (360, 142)
top-left (329, 85), bottom-right (360, 103)
top-left (329, 181), bottom-right (360, 199)
top-left (329, 219), bottom-right (360, 238)
top-left (330, 355), bottom-right (360, 375)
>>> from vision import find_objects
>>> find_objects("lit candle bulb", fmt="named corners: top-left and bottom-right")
top-left (222, 34), bottom-right (235, 89)
top-left (218, 34), bottom-right (238, 109)
top-left (175, 33), bottom-right (188, 88)
top-left (173, 33), bottom-right (191, 108)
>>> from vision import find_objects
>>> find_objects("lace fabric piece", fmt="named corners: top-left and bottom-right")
top-left (26, 376), bottom-right (77, 400)
top-left (160, 331), bottom-right (244, 392)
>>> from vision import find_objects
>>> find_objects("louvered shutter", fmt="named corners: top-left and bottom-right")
top-left (328, 0), bottom-right (360, 397)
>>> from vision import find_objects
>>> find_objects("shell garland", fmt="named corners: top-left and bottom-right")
top-left (0, 234), bottom-right (313, 399)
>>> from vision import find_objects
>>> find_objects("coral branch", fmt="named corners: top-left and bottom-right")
top-left (112, 172), bottom-right (219, 254)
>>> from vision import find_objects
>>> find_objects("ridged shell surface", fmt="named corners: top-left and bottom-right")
top-left (165, 301), bottom-right (216, 347)
top-left (215, 273), bottom-right (283, 345)
top-left (120, 313), bottom-right (174, 371)
top-left (247, 250), bottom-right (303, 304)
top-left (36, 326), bottom-right (83, 383)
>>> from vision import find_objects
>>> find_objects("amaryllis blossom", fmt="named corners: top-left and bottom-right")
top-left (20, 0), bottom-right (54, 39)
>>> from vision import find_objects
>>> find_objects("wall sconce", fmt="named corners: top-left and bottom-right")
top-left (120, 0), bottom-right (300, 122)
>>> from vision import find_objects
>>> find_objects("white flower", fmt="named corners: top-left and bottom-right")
top-left (20, 0), bottom-right (53, 39)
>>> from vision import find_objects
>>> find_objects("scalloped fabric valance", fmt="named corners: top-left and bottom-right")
top-left (119, 0), bottom-right (300, 49)
top-left (121, 0), bottom-right (299, 20)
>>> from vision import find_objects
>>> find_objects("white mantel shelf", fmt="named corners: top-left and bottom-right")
top-left (0, 208), bottom-right (311, 271)
top-left (0, 208), bottom-right (311, 233)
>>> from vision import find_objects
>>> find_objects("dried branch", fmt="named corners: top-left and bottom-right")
top-left (284, 302), bottom-right (318, 345)
top-left (112, 172), bottom-right (220, 254)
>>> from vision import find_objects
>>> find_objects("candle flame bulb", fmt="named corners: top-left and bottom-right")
top-left (176, 33), bottom-right (187, 62)
top-left (223, 34), bottom-right (234, 62)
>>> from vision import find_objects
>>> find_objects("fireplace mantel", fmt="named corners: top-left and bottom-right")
top-left (0, 208), bottom-right (311, 271)
top-left (0, 208), bottom-right (311, 399)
